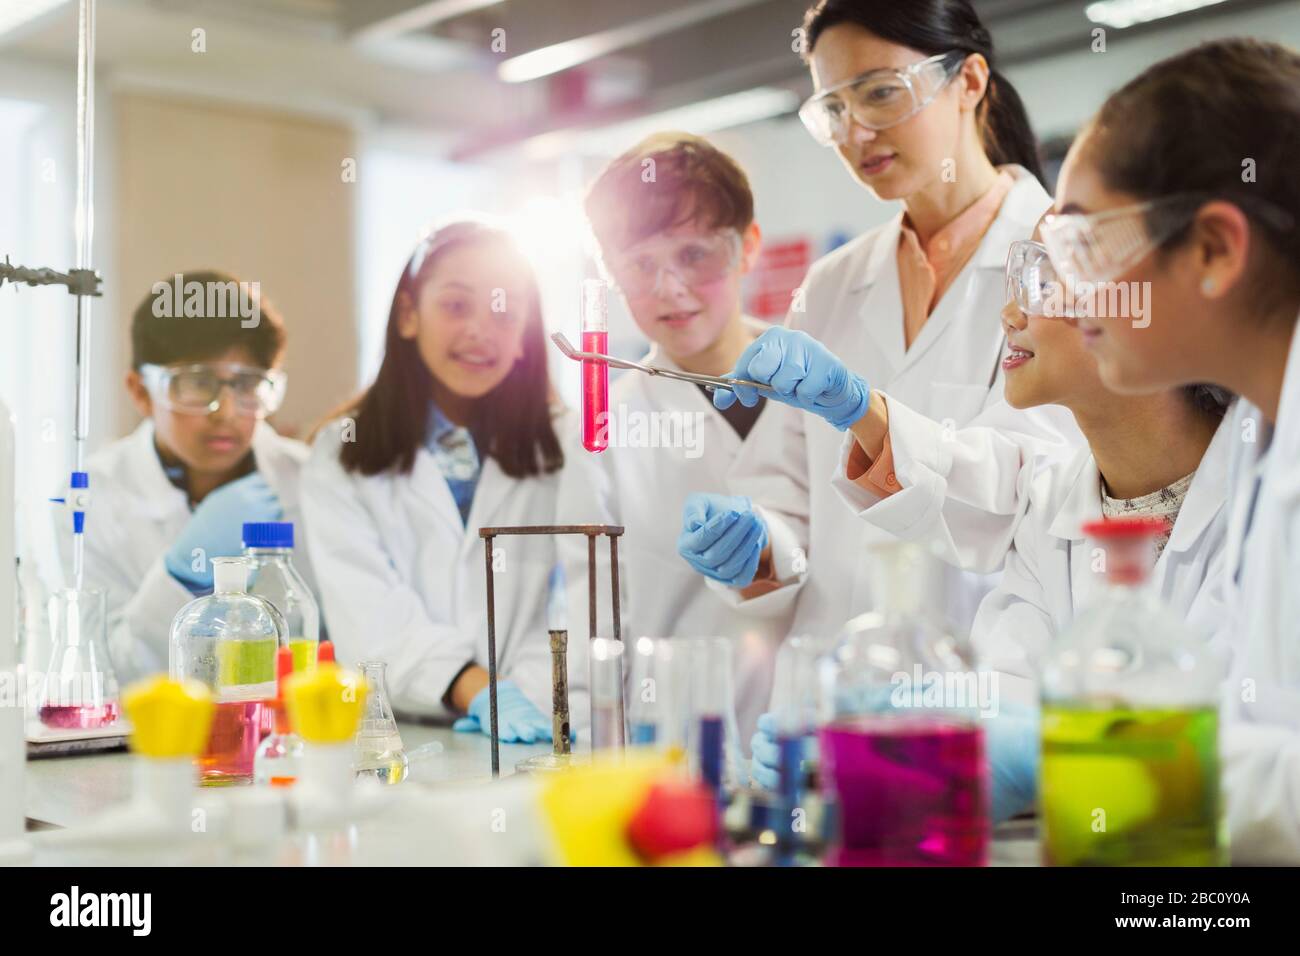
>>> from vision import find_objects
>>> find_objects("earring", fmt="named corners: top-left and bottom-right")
top-left (1201, 277), bottom-right (1217, 295)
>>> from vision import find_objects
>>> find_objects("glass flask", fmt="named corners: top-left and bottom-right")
top-left (817, 541), bottom-right (989, 867)
top-left (169, 556), bottom-right (286, 785)
top-left (1040, 517), bottom-right (1225, 866)
top-left (352, 660), bottom-right (408, 784)
top-left (255, 646), bottom-right (304, 787)
top-left (243, 522), bottom-right (320, 674)
top-left (37, 587), bottom-right (121, 729)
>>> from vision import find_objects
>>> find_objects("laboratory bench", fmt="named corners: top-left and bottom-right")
top-left (21, 723), bottom-right (1041, 865)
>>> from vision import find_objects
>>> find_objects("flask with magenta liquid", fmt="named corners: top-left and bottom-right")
top-left (170, 556), bottom-right (286, 785)
top-left (1040, 518), bottom-right (1224, 867)
top-left (37, 587), bottom-right (121, 729)
top-left (580, 278), bottom-right (609, 453)
top-left (817, 541), bottom-right (989, 867)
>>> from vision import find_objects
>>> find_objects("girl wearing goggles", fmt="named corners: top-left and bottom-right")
top-left (1046, 39), bottom-right (1300, 864)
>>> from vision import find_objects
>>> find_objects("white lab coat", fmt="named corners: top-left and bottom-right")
top-left (713, 166), bottom-right (1082, 645)
top-left (831, 401), bottom-right (1233, 682)
top-left (1218, 312), bottom-right (1300, 864)
top-left (300, 415), bottom-right (571, 722)
top-left (58, 420), bottom-right (312, 682)
top-left (553, 320), bottom-right (792, 746)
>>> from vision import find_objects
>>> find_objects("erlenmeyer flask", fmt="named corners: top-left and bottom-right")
top-left (38, 588), bottom-right (120, 729)
top-left (353, 661), bottom-right (407, 784)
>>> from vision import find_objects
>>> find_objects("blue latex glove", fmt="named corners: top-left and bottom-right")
top-left (983, 701), bottom-right (1040, 823)
top-left (677, 492), bottom-right (768, 588)
top-left (165, 472), bottom-right (282, 590)
top-left (717, 327), bottom-right (870, 430)
top-left (453, 681), bottom-right (552, 744)
top-left (750, 712), bottom-right (818, 791)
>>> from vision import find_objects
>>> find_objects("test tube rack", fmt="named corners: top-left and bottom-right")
top-left (479, 524), bottom-right (624, 778)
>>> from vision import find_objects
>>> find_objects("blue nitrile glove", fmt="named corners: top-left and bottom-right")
top-left (717, 327), bottom-right (870, 430)
top-left (165, 473), bottom-right (282, 590)
top-left (983, 701), bottom-right (1040, 823)
top-left (453, 681), bottom-right (552, 744)
top-left (677, 492), bottom-right (769, 588)
top-left (750, 712), bottom-right (818, 791)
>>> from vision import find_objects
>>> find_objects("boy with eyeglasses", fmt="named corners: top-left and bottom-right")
top-left (554, 132), bottom-right (789, 750)
top-left (60, 270), bottom-right (311, 680)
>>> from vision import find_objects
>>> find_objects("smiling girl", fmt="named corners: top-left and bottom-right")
top-left (301, 219), bottom-right (570, 742)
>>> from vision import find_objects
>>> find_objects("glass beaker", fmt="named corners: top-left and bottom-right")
top-left (627, 637), bottom-right (674, 747)
top-left (353, 661), bottom-right (408, 785)
top-left (170, 556), bottom-right (286, 785)
top-left (817, 541), bottom-right (989, 867)
top-left (38, 587), bottom-right (120, 729)
top-left (677, 637), bottom-right (745, 798)
top-left (1040, 517), bottom-right (1224, 867)
top-left (243, 521), bottom-right (320, 673)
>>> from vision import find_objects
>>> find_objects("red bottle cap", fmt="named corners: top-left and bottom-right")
top-left (317, 640), bottom-right (335, 664)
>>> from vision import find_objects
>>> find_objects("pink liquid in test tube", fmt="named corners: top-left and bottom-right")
top-left (581, 279), bottom-right (609, 453)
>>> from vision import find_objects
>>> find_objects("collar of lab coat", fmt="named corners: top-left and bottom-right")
top-left (848, 165), bottom-right (1048, 294)
top-left (124, 418), bottom-right (291, 519)
top-left (1045, 414), bottom-right (1231, 553)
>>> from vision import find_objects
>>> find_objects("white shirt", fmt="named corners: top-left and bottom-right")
top-left (1219, 313), bottom-right (1300, 864)
top-left (300, 415), bottom-right (573, 722)
top-left (832, 400), bottom-right (1233, 685)
top-left (553, 320), bottom-right (792, 746)
top-left (713, 166), bottom-right (1083, 647)
top-left (58, 420), bottom-right (311, 682)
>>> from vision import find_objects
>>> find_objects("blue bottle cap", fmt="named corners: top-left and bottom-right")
top-left (242, 521), bottom-right (294, 549)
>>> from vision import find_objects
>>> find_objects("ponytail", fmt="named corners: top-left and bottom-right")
top-left (803, 0), bottom-right (1045, 185)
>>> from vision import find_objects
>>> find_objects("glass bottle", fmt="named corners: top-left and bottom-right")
top-left (1040, 517), bottom-right (1224, 866)
top-left (170, 556), bottom-right (285, 785)
top-left (254, 646), bottom-right (303, 787)
top-left (37, 587), bottom-right (121, 729)
top-left (352, 661), bottom-right (407, 785)
top-left (243, 521), bottom-right (320, 674)
top-left (817, 541), bottom-right (989, 866)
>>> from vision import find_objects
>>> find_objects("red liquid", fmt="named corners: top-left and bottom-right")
top-left (582, 330), bottom-right (609, 453)
top-left (819, 715), bottom-right (989, 866)
top-left (39, 701), bottom-right (120, 730)
top-left (199, 700), bottom-right (264, 786)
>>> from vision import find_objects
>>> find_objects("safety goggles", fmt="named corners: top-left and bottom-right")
top-left (799, 51), bottom-right (966, 147)
top-left (1006, 240), bottom-right (1069, 317)
top-left (603, 231), bottom-right (742, 299)
top-left (140, 362), bottom-right (287, 418)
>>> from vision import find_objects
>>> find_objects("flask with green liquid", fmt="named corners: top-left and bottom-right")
top-left (1040, 517), bottom-right (1225, 866)
top-left (243, 521), bottom-right (320, 674)
top-left (169, 556), bottom-right (286, 785)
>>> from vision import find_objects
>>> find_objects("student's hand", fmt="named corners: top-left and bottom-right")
top-left (165, 473), bottom-right (282, 590)
top-left (717, 327), bottom-right (870, 430)
top-left (984, 701), bottom-right (1040, 823)
top-left (453, 681), bottom-right (552, 744)
top-left (750, 712), bottom-right (818, 791)
top-left (677, 493), bottom-right (768, 588)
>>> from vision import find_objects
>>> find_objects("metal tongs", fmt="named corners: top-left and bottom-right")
top-left (550, 332), bottom-right (773, 394)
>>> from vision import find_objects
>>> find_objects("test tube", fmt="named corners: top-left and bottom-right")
top-left (770, 637), bottom-right (822, 864)
top-left (627, 637), bottom-right (671, 746)
top-left (580, 278), bottom-right (609, 453)
top-left (687, 638), bottom-right (735, 799)
top-left (589, 637), bottom-right (625, 752)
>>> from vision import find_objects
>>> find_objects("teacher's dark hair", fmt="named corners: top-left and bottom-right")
top-left (802, 0), bottom-right (1045, 185)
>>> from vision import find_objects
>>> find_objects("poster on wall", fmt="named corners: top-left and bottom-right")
top-left (743, 236), bottom-right (813, 321)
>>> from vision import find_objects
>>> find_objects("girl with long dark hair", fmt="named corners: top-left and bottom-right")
top-left (301, 218), bottom-right (569, 742)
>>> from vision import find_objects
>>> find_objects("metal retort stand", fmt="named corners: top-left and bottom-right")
top-left (479, 524), bottom-right (623, 778)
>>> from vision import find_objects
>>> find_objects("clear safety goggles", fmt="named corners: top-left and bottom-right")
top-left (603, 231), bottom-right (742, 299)
top-left (140, 362), bottom-right (287, 418)
top-left (1005, 240), bottom-right (1069, 317)
top-left (799, 51), bottom-right (966, 147)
